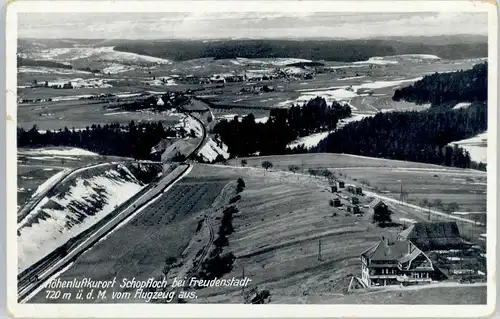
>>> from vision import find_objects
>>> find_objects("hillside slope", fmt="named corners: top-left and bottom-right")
top-left (17, 163), bottom-right (161, 272)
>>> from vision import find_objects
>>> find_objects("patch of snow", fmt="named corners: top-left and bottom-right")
top-left (353, 57), bottom-right (399, 65)
top-left (30, 170), bottom-right (68, 199)
top-left (453, 102), bottom-right (472, 110)
top-left (198, 138), bottom-right (230, 162)
top-left (338, 75), bottom-right (366, 81)
top-left (104, 111), bottom-right (131, 116)
top-left (101, 63), bottom-right (135, 74)
top-left (22, 46), bottom-right (172, 64)
top-left (115, 93), bottom-right (142, 98)
top-left (21, 148), bottom-right (99, 157)
top-left (17, 67), bottom-right (92, 75)
top-left (327, 65), bottom-right (365, 70)
top-left (42, 78), bottom-right (112, 89)
top-left (275, 100), bottom-right (296, 108)
top-left (282, 67), bottom-right (307, 75)
top-left (396, 54), bottom-right (441, 60)
top-left (255, 117), bottom-right (268, 124)
top-left (235, 57), bottom-right (312, 66)
top-left (288, 131), bottom-right (331, 149)
top-left (175, 115), bottom-right (204, 137)
top-left (399, 218), bottom-right (417, 223)
top-left (452, 211), bottom-right (486, 215)
top-left (449, 132), bottom-right (487, 164)
top-left (446, 257), bottom-right (463, 261)
top-left (293, 77), bottom-right (422, 106)
top-left (17, 167), bottom-right (145, 272)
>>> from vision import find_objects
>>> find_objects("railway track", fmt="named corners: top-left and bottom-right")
top-left (17, 164), bottom-right (191, 303)
top-left (17, 161), bottom-right (112, 223)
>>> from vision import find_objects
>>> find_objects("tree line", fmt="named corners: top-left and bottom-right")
top-left (213, 97), bottom-right (352, 157)
top-left (113, 39), bottom-right (487, 62)
top-left (314, 103), bottom-right (487, 170)
top-left (393, 62), bottom-right (487, 106)
top-left (17, 121), bottom-right (177, 160)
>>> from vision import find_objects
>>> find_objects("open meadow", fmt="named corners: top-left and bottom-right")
top-left (28, 164), bottom-right (237, 303)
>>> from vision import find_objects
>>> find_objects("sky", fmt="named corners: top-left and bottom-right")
top-left (18, 12), bottom-right (488, 40)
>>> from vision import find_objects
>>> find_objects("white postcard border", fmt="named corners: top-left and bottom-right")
top-left (5, 1), bottom-right (498, 318)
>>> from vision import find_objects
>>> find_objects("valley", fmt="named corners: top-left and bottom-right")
top-left (15, 37), bottom-right (490, 306)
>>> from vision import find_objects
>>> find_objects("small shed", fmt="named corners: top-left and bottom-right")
top-left (347, 185), bottom-right (355, 193)
top-left (355, 186), bottom-right (363, 195)
top-left (370, 199), bottom-right (389, 215)
top-left (352, 197), bottom-right (360, 205)
top-left (333, 198), bottom-right (342, 207)
top-left (331, 185), bottom-right (338, 193)
top-left (338, 181), bottom-right (345, 188)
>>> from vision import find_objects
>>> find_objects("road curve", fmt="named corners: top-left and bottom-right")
top-left (183, 99), bottom-right (209, 160)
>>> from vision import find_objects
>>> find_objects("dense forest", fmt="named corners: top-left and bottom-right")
top-left (393, 62), bottom-right (487, 106)
top-left (17, 121), bottom-right (177, 160)
top-left (213, 97), bottom-right (351, 157)
top-left (17, 57), bottom-right (73, 69)
top-left (311, 62), bottom-right (488, 170)
top-left (314, 102), bottom-right (487, 169)
top-left (113, 39), bottom-right (487, 62)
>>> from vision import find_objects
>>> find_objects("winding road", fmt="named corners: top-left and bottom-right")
top-left (18, 98), bottom-right (212, 303)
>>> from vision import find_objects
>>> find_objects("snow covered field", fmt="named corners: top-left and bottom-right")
top-left (20, 46), bottom-right (172, 65)
top-left (287, 131), bottom-right (331, 150)
top-left (352, 54), bottom-right (441, 65)
top-left (19, 147), bottom-right (99, 157)
top-left (231, 57), bottom-right (312, 66)
top-left (449, 132), bottom-right (488, 164)
top-left (17, 164), bottom-right (145, 272)
top-left (287, 113), bottom-right (374, 149)
top-left (294, 77), bottom-right (423, 106)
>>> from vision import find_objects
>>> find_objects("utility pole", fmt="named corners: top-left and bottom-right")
top-left (399, 181), bottom-right (404, 204)
top-left (242, 266), bottom-right (245, 297)
top-left (428, 204), bottom-right (431, 221)
top-left (318, 239), bottom-right (322, 261)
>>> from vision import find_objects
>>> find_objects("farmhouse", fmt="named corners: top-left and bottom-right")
top-left (370, 199), bottom-right (389, 216)
top-left (360, 236), bottom-right (444, 287)
top-left (397, 222), bottom-right (472, 251)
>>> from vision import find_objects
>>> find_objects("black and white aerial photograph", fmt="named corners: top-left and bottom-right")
top-left (8, 1), bottom-right (496, 315)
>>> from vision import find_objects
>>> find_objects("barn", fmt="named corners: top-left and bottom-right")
top-left (397, 221), bottom-right (472, 251)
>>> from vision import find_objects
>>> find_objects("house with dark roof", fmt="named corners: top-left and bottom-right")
top-left (397, 221), bottom-right (472, 251)
top-left (360, 236), bottom-right (445, 287)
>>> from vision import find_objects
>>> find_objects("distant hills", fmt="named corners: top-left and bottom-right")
top-left (18, 35), bottom-right (488, 63)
